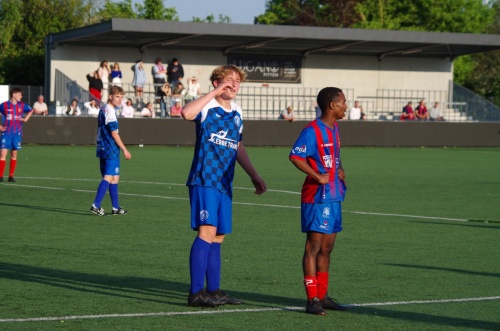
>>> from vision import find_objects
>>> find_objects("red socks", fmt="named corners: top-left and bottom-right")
top-left (304, 276), bottom-right (318, 300)
top-left (304, 272), bottom-right (330, 300)
top-left (9, 159), bottom-right (17, 177)
top-left (316, 271), bottom-right (329, 300)
top-left (0, 160), bottom-right (5, 177)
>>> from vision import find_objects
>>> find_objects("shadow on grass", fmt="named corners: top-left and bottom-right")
top-left (384, 263), bottom-right (500, 278)
top-left (0, 202), bottom-right (89, 216)
top-left (345, 306), bottom-right (500, 330)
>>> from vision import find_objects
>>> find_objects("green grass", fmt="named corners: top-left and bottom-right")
top-left (0, 146), bottom-right (499, 330)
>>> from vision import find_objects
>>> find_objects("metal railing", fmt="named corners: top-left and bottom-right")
top-left (452, 82), bottom-right (500, 121)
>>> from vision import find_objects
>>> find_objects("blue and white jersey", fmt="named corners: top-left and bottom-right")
top-left (187, 98), bottom-right (243, 197)
top-left (96, 104), bottom-right (120, 159)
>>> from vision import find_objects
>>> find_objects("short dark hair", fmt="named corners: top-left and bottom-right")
top-left (10, 87), bottom-right (22, 97)
top-left (316, 87), bottom-right (343, 114)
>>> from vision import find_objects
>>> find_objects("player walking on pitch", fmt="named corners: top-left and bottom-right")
top-left (90, 85), bottom-right (131, 216)
top-left (289, 87), bottom-right (348, 315)
top-left (0, 87), bottom-right (33, 182)
top-left (182, 64), bottom-right (267, 307)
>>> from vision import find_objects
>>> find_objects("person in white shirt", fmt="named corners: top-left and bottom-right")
top-left (120, 98), bottom-right (135, 118)
top-left (33, 95), bottom-right (48, 116)
top-left (141, 102), bottom-right (155, 118)
top-left (185, 76), bottom-right (201, 102)
top-left (84, 100), bottom-right (99, 116)
top-left (429, 102), bottom-right (445, 121)
top-left (348, 101), bottom-right (365, 120)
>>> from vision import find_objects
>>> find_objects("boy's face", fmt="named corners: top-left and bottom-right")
top-left (218, 71), bottom-right (241, 99)
top-left (12, 91), bottom-right (23, 102)
top-left (109, 93), bottom-right (124, 107)
top-left (331, 92), bottom-right (347, 120)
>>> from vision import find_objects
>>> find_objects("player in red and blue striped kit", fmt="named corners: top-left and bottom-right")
top-left (289, 87), bottom-right (348, 315)
top-left (182, 65), bottom-right (267, 308)
top-left (0, 87), bottom-right (33, 182)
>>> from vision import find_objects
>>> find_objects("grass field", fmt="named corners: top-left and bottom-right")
top-left (0, 145), bottom-right (499, 330)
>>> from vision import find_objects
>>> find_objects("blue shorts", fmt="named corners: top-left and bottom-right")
top-left (189, 186), bottom-right (232, 234)
top-left (301, 201), bottom-right (342, 234)
top-left (99, 158), bottom-right (120, 177)
top-left (1, 134), bottom-right (22, 150)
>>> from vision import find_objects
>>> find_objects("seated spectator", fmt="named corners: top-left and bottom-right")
top-left (429, 102), bottom-right (445, 121)
top-left (185, 76), bottom-right (201, 102)
top-left (84, 100), bottom-right (99, 116)
top-left (141, 102), bottom-right (155, 118)
top-left (111, 62), bottom-right (123, 86)
top-left (33, 95), bottom-right (48, 116)
top-left (415, 99), bottom-right (430, 121)
top-left (170, 100), bottom-right (182, 118)
top-left (400, 101), bottom-right (415, 121)
top-left (278, 106), bottom-right (295, 122)
top-left (173, 82), bottom-right (186, 99)
top-left (121, 98), bottom-right (135, 118)
top-left (66, 99), bottom-right (81, 116)
top-left (349, 101), bottom-right (365, 120)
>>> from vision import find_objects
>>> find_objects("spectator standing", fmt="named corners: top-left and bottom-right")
top-left (279, 106), bottom-right (296, 122)
top-left (132, 60), bottom-right (146, 106)
top-left (33, 95), bottom-right (48, 116)
top-left (98, 60), bottom-right (111, 102)
top-left (90, 85), bottom-right (131, 216)
top-left (289, 87), bottom-right (348, 315)
top-left (0, 87), bottom-right (33, 182)
top-left (185, 76), bottom-right (201, 103)
top-left (400, 101), bottom-right (415, 121)
top-left (120, 98), bottom-right (135, 118)
top-left (415, 99), bottom-right (430, 121)
top-left (429, 102), bottom-right (445, 121)
top-left (348, 101), bottom-right (365, 120)
top-left (167, 57), bottom-right (184, 90)
top-left (161, 82), bottom-right (173, 117)
top-left (66, 99), bottom-right (81, 116)
top-left (111, 63), bottom-right (123, 87)
top-left (84, 100), bottom-right (99, 117)
top-left (153, 57), bottom-right (167, 98)
top-left (181, 64), bottom-right (267, 308)
top-left (87, 71), bottom-right (103, 103)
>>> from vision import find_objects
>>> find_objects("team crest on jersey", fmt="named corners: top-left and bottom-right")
top-left (323, 155), bottom-right (333, 168)
top-left (322, 207), bottom-right (330, 219)
top-left (200, 210), bottom-right (209, 221)
top-left (233, 115), bottom-right (241, 127)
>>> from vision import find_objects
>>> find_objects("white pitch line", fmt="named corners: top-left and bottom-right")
top-left (4, 182), bottom-right (494, 222)
top-left (1, 296), bottom-right (499, 323)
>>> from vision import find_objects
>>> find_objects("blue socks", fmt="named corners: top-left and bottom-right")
top-left (206, 242), bottom-right (221, 293)
top-left (93, 180), bottom-right (110, 208)
top-left (189, 237), bottom-right (211, 294)
top-left (109, 183), bottom-right (119, 209)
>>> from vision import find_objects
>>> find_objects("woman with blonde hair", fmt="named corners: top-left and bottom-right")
top-left (111, 62), bottom-right (123, 87)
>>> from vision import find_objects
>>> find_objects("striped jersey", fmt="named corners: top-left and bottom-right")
top-left (96, 104), bottom-right (120, 159)
top-left (289, 119), bottom-right (346, 203)
top-left (186, 98), bottom-right (243, 198)
top-left (0, 101), bottom-right (32, 135)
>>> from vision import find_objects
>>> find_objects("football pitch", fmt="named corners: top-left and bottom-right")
top-left (0, 145), bottom-right (499, 330)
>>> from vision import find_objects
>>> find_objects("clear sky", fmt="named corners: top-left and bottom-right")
top-left (132, 0), bottom-right (268, 24)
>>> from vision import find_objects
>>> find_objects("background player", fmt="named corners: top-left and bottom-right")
top-left (90, 85), bottom-right (131, 216)
top-left (289, 87), bottom-right (348, 315)
top-left (181, 64), bottom-right (267, 308)
top-left (0, 87), bottom-right (33, 182)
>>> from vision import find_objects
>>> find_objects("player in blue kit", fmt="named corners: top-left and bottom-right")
top-left (289, 87), bottom-right (348, 315)
top-left (90, 85), bottom-right (131, 216)
top-left (181, 64), bottom-right (267, 308)
top-left (0, 87), bottom-right (33, 182)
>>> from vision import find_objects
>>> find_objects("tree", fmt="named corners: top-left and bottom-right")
top-left (135, 0), bottom-right (178, 20)
top-left (98, 0), bottom-right (137, 20)
top-left (192, 14), bottom-right (232, 23)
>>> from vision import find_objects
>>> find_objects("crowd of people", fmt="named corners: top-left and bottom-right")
top-left (400, 99), bottom-right (445, 121)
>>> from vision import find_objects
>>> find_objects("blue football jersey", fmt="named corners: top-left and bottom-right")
top-left (290, 119), bottom-right (346, 203)
top-left (96, 104), bottom-right (120, 159)
top-left (186, 98), bottom-right (243, 197)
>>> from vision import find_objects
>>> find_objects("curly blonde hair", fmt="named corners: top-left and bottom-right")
top-left (209, 64), bottom-right (247, 85)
